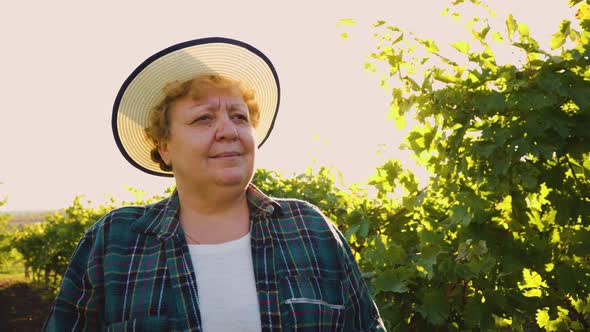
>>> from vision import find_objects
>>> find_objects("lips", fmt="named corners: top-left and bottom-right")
top-left (211, 152), bottom-right (241, 158)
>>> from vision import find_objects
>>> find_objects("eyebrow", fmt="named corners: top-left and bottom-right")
top-left (189, 104), bottom-right (212, 112)
top-left (228, 103), bottom-right (248, 109)
top-left (189, 102), bottom-right (247, 112)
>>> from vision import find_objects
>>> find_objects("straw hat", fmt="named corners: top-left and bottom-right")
top-left (112, 37), bottom-right (280, 177)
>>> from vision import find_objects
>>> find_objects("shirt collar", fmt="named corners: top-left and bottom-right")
top-left (131, 183), bottom-right (281, 240)
top-left (246, 183), bottom-right (281, 217)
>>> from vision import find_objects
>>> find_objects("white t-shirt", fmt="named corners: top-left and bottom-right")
top-left (188, 233), bottom-right (261, 332)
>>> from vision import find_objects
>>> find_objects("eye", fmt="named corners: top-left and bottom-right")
top-left (232, 113), bottom-right (249, 122)
top-left (191, 114), bottom-right (212, 124)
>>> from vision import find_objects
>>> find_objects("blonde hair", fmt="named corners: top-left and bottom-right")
top-left (144, 74), bottom-right (260, 171)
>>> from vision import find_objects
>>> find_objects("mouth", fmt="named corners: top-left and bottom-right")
top-left (210, 152), bottom-right (242, 158)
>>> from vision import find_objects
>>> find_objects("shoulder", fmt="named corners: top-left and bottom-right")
top-left (270, 197), bottom-right (345, 244)
top-left (274, 197), bottom-right (324, 218)
top-left (83, 195), bottom-right (170, 243)
top-left (85, 205), bottom-right (148, 235)
top-left (274, 198), bottom-right (327, 224)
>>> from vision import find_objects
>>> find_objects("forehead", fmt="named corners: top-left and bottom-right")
top-left (191, 87), bottom-right (246, 105)
top-left (189, 85), bottom-right (243, 100)
top-left (171, 89), bottom-right (246, 114)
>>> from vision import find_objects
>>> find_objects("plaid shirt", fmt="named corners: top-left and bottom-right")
top-left (44, 185), bottom-right (385, 331)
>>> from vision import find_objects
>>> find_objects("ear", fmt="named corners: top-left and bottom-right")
top-left (157, 141), bottom-right (171, 167)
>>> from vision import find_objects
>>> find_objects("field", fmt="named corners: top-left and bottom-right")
top-left (0, 2), bottom-right (589, 329)
top-left (3, 210), bottom-right (59, 227)
top-left (0, 273), bottom-right (53, 331)
top-left (0, 211), bottom-right (55, 331)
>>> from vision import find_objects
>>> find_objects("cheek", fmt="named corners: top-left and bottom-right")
top-left (249, 133), bottom-right (258, 150)
top-left (243, 129), bottom-right (257, 149)
top-left (180, 127), bottom-right (212, 145)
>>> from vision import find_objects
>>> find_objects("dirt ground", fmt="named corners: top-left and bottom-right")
top-left (0, 279), bottom-right (53, 331)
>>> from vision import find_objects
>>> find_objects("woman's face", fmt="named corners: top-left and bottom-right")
top-left (158, 88), bottom-right (256, 191)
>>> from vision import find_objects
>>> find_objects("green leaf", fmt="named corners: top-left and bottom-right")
top-left (536, 308), bottom-right (551, 329)
top-left (451, 41), bottom-right (470, 54)
top-left (517, 268), bottom-right (548, 297)
top-left (356, 3), bottom-right (590, 328)
top-left (477, 92), bottom-right (506, 114)
top-left (407, 130), bottom-right (426, 153)
top-left (492, 31), bottom-right (504, 43)
top-left (359, 219), bottom-right (369, 238)
top-left (373, 20), bottom-right (386, 28)
top-left (345, 223), bottom-right (360, 240)
top-left (535, 70), bottom-right (564, 93)
top-left (523, 288), bottom-right (542, 297)
top-left (401, 75), bottom-right (418, 90)
top-left (373, 270), bottom-right (410, 293)
top-left (417, 245), bottom-right (443, 279)
top-left (523, 269), bottom-right (547, 288)
top-left (388, 242), bottom-right (408, 264)
top-left (464, 295), bottom-right (494, 329)
top-left (569, 229), bottom-right (590, 256)
top-left (551, 20), bottom-right (571, 49)
top-left (450, 204), bottom-right (472, 226)
top-left (418, 38), bottom-right (439, 53)
top-left (337, 18), bottom-right (356, 27)
top-left (474, 26), bottom-right (491, 42)
top-left (364, 62), bottom-right (377, 73)
top-left (550, 33), bottom-right (567, 50)
top-left (518, 23), bottom-right (530, 39)
top-left (568, 84), bottom-right (590, 112)
top-left (388, 101), bottom-right (406, 130)
top-left (526, 210), bottom-right (544, 232)
top-left (416, 289), bottom-right (450, 325)
top-left (421, 72), bottom-right (432, 91)
top-left (506, 14), bottom-right (518, 41)
top-left (556, 265), bottom-right (578, 293)
top-left (520, 172), bottom-right (539, 191)
top-left (389, 97), bottom-right (409, 130)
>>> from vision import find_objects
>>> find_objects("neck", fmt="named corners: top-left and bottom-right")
top-left (176, 180), bottom-right (249, 215)
top-left (175, 181), bottom-right (251, 244)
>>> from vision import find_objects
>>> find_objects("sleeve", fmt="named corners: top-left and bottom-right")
top-left (43, 232), bottom-right (104, 332)
top-left (331, 223), bottom-right (387, 331)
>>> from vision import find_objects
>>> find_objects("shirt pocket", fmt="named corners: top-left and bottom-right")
top-left (279, 275), bottom-right (346, 331)
top-left (103, 316), bottom-right (169, 332)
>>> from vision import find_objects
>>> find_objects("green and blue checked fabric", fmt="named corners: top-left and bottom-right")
top-left (43, 185), bottom-right (385, 331)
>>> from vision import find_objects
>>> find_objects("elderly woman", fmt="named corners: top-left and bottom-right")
top-left (44, 38), bottom-right (385, 331)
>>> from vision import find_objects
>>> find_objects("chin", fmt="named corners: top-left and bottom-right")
top-left (214, 170), bottom-right (251, 187)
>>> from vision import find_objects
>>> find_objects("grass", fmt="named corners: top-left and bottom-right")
top-left (0, 272), bottom-right (55, 331)
top-left (0, 258), bottom-right (25, 282)
top-left (0, 263), bottom-right (57, 303)
top-left (0, 272), bottom-right (25, 282)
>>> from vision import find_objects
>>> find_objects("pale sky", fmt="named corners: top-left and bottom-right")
top-left (0, 0), bottom-right (574, 211)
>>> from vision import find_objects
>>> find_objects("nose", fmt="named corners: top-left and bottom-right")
top-left (215, 113), bottom-right (239, 141)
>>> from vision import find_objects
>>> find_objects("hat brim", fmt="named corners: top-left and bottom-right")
top-left (112, 37), bottom-right (280, 177)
